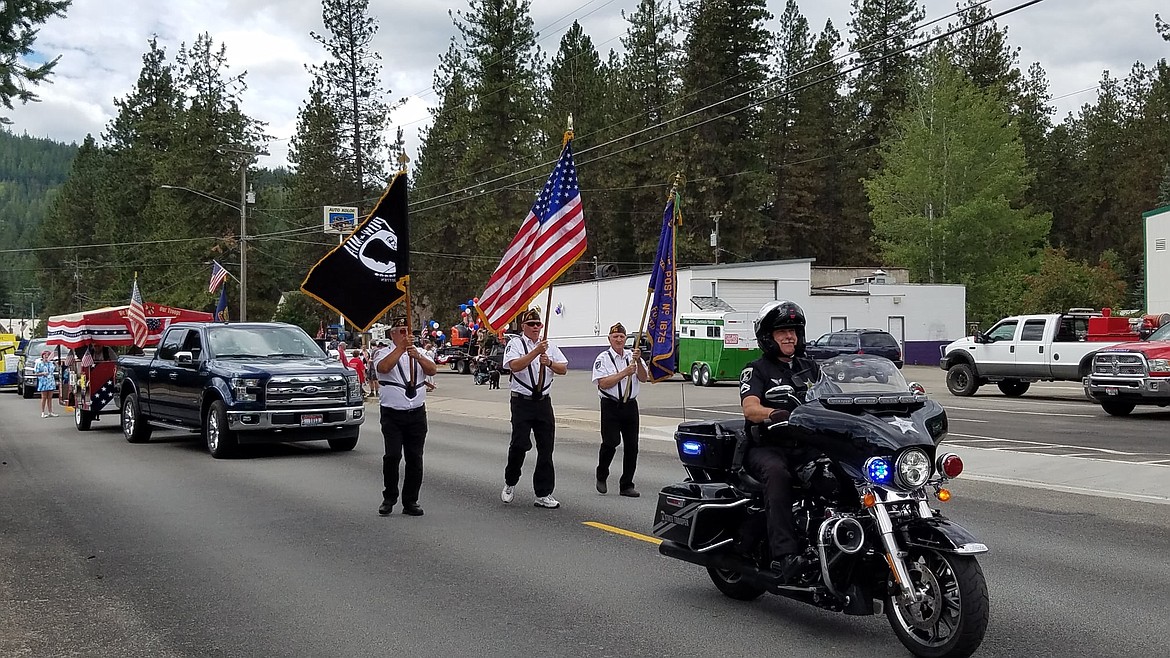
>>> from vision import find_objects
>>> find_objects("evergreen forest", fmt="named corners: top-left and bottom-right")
top-left (2, 0), bottom-right (1170, 334)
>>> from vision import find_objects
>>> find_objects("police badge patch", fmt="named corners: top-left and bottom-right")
top-left (740, 366), bottom-right (753, 395)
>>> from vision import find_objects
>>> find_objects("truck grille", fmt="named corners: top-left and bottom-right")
top-left (1091, 353), bottom-right (1147, 378)
top-left (266, 375), bottom-right (348, 407)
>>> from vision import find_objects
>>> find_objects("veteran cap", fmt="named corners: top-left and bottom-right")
top-left (608, 322), bottom-right (627, 335)
top-left (521, 308), bottom-right (543, 323)
top-left (390, 316), bottom-right (408, 329)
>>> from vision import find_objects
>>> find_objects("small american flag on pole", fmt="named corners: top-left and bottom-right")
top-left (80, 349), bottom-right (94, 369)
top-left (128, 278), bottom-right (149, 347)
top-left (208, 260), bottom-right (228, 293)
top-left (477, 140), bottom-right (586, 332)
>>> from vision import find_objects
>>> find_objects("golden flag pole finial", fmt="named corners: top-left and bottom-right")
top-left (398, 152), bottom-right (410, 174)
top-left (563, 114), bottom-right (574, 147)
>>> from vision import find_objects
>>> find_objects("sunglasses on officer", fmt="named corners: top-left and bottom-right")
top-left (524, 321), bottom-right (543, 328)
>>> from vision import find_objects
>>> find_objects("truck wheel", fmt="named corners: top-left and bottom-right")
top-left (450, 360), bottom-right (460, 372)
top-left (946, 363), bottom-right (980, 397)
top-left (328, 435), bottom-right (359, 451)
top-left (690, 363), bottom-right (702, 386)
top-left (698, 364), bottom-right (712, 387)
top-left (205, 400), bottom-right (239, 459)
top-left (121, 393), bottom-right (152, 443)
top-left (997, 380), bottom-right (1030, 397)
top-left (1101, 400), bottom-right (1136, 417)
top-left (75, 406), bottom-right (93, 432)
top-left (461, 359), bottom-right (471, 375)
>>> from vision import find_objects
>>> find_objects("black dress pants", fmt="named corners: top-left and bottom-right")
top-left (505, 395), bottom-right (556, 496)
top-left (744, 445), bottom-right (798, 556)
top-left (597, 397), bottom-right (639, 488)
top-left (381, 406), bottom-right (427, 505)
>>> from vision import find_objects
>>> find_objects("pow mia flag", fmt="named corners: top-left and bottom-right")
top-left (301, 172), bottom-right (410, 331)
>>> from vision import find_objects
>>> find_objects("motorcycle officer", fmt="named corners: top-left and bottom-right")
top-left (740, 300), bottom-right (821, 582)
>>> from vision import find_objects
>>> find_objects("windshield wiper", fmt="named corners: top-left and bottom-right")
top-left (212, 353), bottom-right (256, 359)
top-left (266, 353), bottom-right (307, 358)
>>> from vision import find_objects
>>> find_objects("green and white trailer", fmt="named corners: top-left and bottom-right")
top-left (678, 312), bottom-right (761, 386)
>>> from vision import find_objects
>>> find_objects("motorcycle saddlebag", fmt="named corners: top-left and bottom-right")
top-left (674, 419), bottom-right (745, 472)
top-left (653, 481), bottom-right (747, 551)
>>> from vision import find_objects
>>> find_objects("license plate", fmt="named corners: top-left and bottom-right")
top-left (300, 414), bottom-right (323, 426)
top-left (1106, 387), bottom-right (1118, 396)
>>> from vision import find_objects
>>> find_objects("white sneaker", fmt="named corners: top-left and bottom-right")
top-left (501, 484), bottom-right (515, 503)
top-left (41, 412), bottom-right (48, 418)
top-left (48, 412), bottom-right (59, 417)
top-left (534, 495), bottom-right (561, 509)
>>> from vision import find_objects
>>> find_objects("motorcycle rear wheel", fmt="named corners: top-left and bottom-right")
top-left (706, 566), bottom-right (766, 601)
top-left (885, 549), bottom-right (988, 658)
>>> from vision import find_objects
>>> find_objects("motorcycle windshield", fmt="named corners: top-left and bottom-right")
top-left (806, 354), bottom-right (909, 400)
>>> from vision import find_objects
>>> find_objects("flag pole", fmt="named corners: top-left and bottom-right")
top-left (626, 173), bottom-right (683, 402)
top-left (536, 118), bottom-right (575, 392)
top-left (395, 152), bottom-right (418, 391)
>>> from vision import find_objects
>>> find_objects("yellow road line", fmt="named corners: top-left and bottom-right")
top-left (583, 521), bottom-right (663, 545)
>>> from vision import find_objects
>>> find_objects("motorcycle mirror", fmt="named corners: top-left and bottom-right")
top-left (908, 382), bottom-right (926, 395)
top-left (764, 384), bottom-right (796, 404)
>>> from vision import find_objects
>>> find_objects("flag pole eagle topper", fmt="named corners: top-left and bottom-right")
top-left (300, 160), bottom-right (411, 332)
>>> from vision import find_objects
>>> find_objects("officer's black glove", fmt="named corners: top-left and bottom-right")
top-left (768, 408), bottom-right (790, 424)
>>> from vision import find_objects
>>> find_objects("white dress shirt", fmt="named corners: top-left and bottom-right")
top-left (591, 347), bottom-right (643, 401)
top-left (503, 336), bottom-right (567, 397)
top-left (374, 347), bottom-right (431, 410)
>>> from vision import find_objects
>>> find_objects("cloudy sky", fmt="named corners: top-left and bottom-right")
top-left (7, 0), bottom-right (1167, 169)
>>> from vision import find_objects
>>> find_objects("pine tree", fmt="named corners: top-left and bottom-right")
top-left (309, 0), bottom-right (392, 209)
top-left (848, 0), bottom-right (924, 161)
top-left (35, 135), bottom-right (103, 313)
top-left (944, 0), bottom-right (1020, 99)
top-left (0, 0), bottom-right (70, 124)
top-left (677, 0), bottom-right (772, 266)
top-left (864, 50), bottom-right (1050, 322)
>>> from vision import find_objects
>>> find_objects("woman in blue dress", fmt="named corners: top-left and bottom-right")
top-left (35, 350), bottom-right (58, 418)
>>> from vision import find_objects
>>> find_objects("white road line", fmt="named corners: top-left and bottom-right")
top-left (950, 443), bottom-right (1170, 469)
top-left (965, 399), bottom-right (1090, 409)
top-left (950, 418), bottom-right (988, 423)
top-left (946, 406), bottom-right (1095, 418)
top-left (960, 473), bottom-right (1170, 505)
top-left (688, 407), bottom-right (742, 416)
top-left (950, 432), bottom-right (1170, 458)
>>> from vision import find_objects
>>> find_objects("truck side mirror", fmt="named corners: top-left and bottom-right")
top-left (174, 351), bottom-right (194, 367)
top-left (973, 330), bottom-right (985, 344)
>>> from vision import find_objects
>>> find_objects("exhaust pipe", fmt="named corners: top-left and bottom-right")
top-left (659, 540), bottom-right (710, 566)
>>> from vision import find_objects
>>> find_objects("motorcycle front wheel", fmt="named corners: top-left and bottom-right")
top-left (885, 549), bottom-right (988, 658)
top-left (706, 565), bottom-right (766, 601)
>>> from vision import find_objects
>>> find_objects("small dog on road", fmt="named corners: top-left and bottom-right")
top-left (488, 369), bottom-right (501, 389)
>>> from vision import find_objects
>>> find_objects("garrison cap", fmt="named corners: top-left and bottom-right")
top-left (608, 322), bottom-right (627, 335)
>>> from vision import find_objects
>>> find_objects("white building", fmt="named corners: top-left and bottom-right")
top-left (541, 258), bottom-right (965, 368)
top-left (1145, 204), bottom-right (1170, 314)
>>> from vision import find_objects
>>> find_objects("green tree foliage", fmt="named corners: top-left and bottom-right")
top-left (0, 0), bottom-right (70, 123)
top-left (271, 290), bottom-right (331, 336)
top-left (944, 0), bottom-right (1020, 99)
top-left (1020, 248), bottom-right (1127, 314)
top-left (848, 0), bottom-right (924, 162)
top-left (676, 0), bottom-right (771, 264)
top-left (865, 51), bottom-right (1050, 321)
top-left (33, 134), bottom-right (101, 313)
top-left (309, 0), bottom-right (392, 206)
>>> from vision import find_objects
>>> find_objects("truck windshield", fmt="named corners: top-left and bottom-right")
top-left (1148, 323), bottom-right (1170, 342)
top-left (206, 326), bottom-right (326, 359)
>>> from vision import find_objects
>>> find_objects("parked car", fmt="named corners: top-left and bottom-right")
top-left (805, 329), bottom-right (903, 368)
top-left (1083, 321), bottom-right (1170, 416)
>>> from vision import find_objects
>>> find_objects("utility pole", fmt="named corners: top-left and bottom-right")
top-left (710, 211), bottom-right (723, 265)
top-left (218, 145), bottom-right (266, 322)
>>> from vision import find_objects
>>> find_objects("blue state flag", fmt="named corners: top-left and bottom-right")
top-left (215, 286), bottom-right (229, 322)
top-left (646, 192), bottom-right (682, 382)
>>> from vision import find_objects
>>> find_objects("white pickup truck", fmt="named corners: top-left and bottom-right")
top-left (938, 312), bottom-right (1124, 397)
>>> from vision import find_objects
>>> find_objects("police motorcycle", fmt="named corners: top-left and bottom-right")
top-left (653, 354), bottom-right (989, 658)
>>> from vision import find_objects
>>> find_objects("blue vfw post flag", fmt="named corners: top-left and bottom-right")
top-left (214, 286), bottom-right (229, 322)
top-left (646, 192), bottom-right (682, 382)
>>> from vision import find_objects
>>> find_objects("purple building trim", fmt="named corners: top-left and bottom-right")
top-left (559, 341), bottom-right (949, 370)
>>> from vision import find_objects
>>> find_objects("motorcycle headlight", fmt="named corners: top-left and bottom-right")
top-left (895, 448), bottom-right (932, 489)
top-left (231, 377), bottom-right (262, 402)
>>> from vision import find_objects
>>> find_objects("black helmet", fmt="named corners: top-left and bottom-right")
top-left (755, 300), bottom-right (806, 358)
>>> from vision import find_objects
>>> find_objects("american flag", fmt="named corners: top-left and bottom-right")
top-left (478, 140), bottom-right (586, 332)
top-left (80, 349), bottom-right (94, 369)
top-left (208, 260), bottom-right (228, 292)
top-left (128, 278), bottom-right (149, 347)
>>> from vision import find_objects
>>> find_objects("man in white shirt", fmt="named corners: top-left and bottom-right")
top-left (591, 323), bottom-right (649, 497)
top-left (374, 318), bottom-right (437, 517)
top-left (500, 308), bottom-right (568, 509)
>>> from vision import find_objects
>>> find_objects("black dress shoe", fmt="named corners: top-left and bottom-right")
top-left (619, 487), bottom-right (640, 498)
top-left (401, 503), bottom-right (424, 516)
top-left (770, 554), bottom-right (808, 583)
top-left (596, 479), bottom-right (607, 494)
top-left (377, 501), bottom-right (394, 516)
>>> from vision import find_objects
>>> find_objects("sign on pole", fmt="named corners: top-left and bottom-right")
top-left (323, 206), bottom-right (358, 235)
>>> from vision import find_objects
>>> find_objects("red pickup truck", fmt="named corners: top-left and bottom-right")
top-left (1083, 321), bottom-right (1170, 416)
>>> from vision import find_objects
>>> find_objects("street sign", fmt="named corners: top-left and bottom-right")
top-left (323, 206), bottom-right (359, 235)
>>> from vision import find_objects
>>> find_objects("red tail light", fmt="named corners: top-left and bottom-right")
top-left (937, 453), bottom-right (963, 479)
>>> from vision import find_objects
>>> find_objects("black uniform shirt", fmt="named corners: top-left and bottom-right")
top-left (739, 355), bottom-right (821, 431)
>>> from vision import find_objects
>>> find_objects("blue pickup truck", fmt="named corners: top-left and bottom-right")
top-left (117, 322), bottom-right (365, 458)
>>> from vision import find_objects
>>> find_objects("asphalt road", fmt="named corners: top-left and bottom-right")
top-left (2, 374), bottom-right (1168, 657)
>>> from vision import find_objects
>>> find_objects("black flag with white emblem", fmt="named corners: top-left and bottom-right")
top-left (301, 172), bottom-right (410, 331)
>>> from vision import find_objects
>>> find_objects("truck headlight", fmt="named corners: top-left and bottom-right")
top-left (231, 377), bottom-right (262, 402)
top-left (1148, 359), bottom-right (1170, 374)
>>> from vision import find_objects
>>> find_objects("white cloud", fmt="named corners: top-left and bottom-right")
top-left (6, 0), bottom-right (1166, 168)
